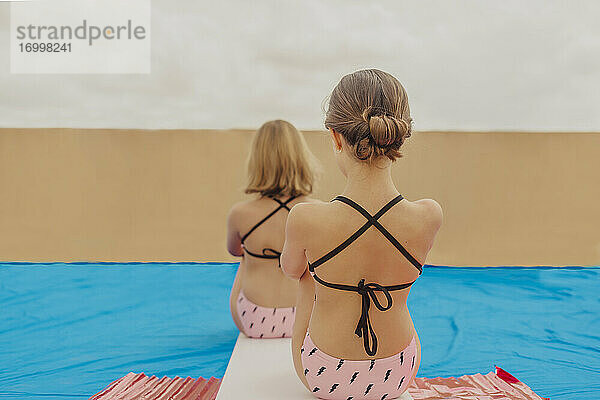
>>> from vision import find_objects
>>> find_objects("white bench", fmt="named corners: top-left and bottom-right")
top-left (217, 334), bottom-right (413, 400)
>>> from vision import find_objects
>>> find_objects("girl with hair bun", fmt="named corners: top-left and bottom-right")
top-left (282, 70), bottom-right (443, 399)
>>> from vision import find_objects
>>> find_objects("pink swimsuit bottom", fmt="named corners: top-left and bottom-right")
top-left (236, 291), bottom-right (295, 338)
top-left (301, 332), bottom-right (417, 400)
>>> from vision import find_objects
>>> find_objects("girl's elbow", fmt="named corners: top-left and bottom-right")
top-left (284, 266), bottom-right (304, 280)
top-left (281, 259), bottom-right (299, 280)
top-left (287, 270), bottom-right (303, 280)
top-left (227, 243), bottom-right (243, 257)
top-left (281, 265), bottom-right (294, 279)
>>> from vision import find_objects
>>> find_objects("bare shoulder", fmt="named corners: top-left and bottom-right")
top-left (287, 199), bottom-right (328, 231)
top-left (227, 198), bottom-right (261, 225)
top-left (289, 198), bottom-right (327, 218)
top-left (413, 198), bottom-right (443, 217)
top-left (411, 198), bottom-right (443, 230)
top-left (228, 198), bottom-right (254, 216)
top-left (293, 195), bottom-right (323, 205)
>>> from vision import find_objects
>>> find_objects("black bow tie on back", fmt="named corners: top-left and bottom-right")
top-left (354, 279), bottom-right (394, 357)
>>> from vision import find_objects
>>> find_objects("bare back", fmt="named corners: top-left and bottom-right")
top-left (229, 195), bottom-right (313, 307)
top-left (299, 193), bottom-right (441, 359)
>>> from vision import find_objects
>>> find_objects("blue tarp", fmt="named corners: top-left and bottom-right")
top-left (0, 263), bottom-right (598, 399)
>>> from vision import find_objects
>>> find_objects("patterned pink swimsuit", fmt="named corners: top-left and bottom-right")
top-left (236, 195), bottom-right (297, 339)
top-left (302, 333), bottom-right (417, 400)
top-left (236, 291), bottom-right (295, 338)
top-left (302, 195), bottom-right (423, 399)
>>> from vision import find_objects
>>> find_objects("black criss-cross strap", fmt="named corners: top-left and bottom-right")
top-left (308, 195), bottom-right (423, 356)
top-left (241, 196), bottom-right (297, 266)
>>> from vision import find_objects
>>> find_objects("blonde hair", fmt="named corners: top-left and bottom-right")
top-left (325, 69), bottom-right (413, 162)
top-left (245, 120), bottom-right (317, 197)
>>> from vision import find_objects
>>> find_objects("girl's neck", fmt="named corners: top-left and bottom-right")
top-left (342, 159), bottom-right (400, 202)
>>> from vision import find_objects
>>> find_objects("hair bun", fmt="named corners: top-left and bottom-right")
top-left (325, 69), bottom-right (413, 161)
top-left (367, 113), bottom-right (410, 147)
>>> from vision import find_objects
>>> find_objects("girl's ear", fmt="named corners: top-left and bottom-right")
top-left (330, 129), bottom-right (343, 150)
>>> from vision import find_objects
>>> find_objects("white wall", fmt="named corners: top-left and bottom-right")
top-left (0, 0), bottom-right (599, 131)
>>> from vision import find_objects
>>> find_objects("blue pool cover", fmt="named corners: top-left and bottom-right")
top-left (0, 263), bottom-right (598, 400)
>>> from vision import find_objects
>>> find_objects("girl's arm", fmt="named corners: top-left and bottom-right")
top-left (281, 204), bottom-right (313, 389)
top-left (291, 269), bottom-right (315, 389)
top-left (281, 204), bottom-right (309, 280)
top-left (226, 204), bottom-right (245, 333)
top-left (229, 262), bottom-right (245, 333)
top-left (226, 205), bottom-right (244, 257)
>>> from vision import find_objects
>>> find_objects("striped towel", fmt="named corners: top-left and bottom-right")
top-left (408, 367), bottom-right (549, 400)
top-left (90, 367), bottom-right (547, 400)
top-left (89, 372), bottom-right (220, 400)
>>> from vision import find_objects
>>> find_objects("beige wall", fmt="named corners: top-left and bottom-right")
top-left (0, 129), bottom-right (599, 266)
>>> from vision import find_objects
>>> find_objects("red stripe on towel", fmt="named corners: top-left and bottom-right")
top-left (496, 366), bottom-right (521, 383)
top-left (88, 373), bottom-right (221, 400)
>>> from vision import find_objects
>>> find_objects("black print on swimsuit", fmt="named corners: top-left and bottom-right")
top-left (304, 368), bottom-right (309, 375)
top-left (336, 359), bottom-right (344, 370)
top-left (365, 383), bottom-right (374, 395)
top-left (241, 311), bottom-right (246, 316)
top-left (261, 317), bottom-right (265, 323)
top-left (282, 316), bottom-right (286, 323)
top-left (346, 397), bottom-right (353, 400)
top-left (271, 326), bottom-right (275, 332)
top-left (249, 323), bottom-right (253, 328)
top-left (238, 297), bottom-right (243, 303)
top-left (308, 348), bottom-right (317, 356)
top-left (253, 306), bottom-right (257, 312)
top-left (381, 394), bottom-right (388, 400)
top-left (292, 307), bottom-right (295, 312)
top-left (350, 371), bottom-right (359, 384)
top-left (400, 352), bottom-right (403, 365)
top-left (281, 332), bottom-right (285, 338)
top-left (329, 383), bottom-right (339, 393)
top-left (301, 348), bottom-right (304, 353)
top-left (317, 366), bottom-right (326, 376)
top-left (273, 308), bottom-right (277, 315)
top-left (259, 334), bottom-right (263, 338)
top-left (369, 360), bottom-right (375, 371)
top-left (397, 376), bottom-right (405, 389)
top-left (412, 356), bottom-right (415, 369)
top-left (312, 387), bottom-right (320, 392)
top-left (384, 369), bottom-right (392, 382)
